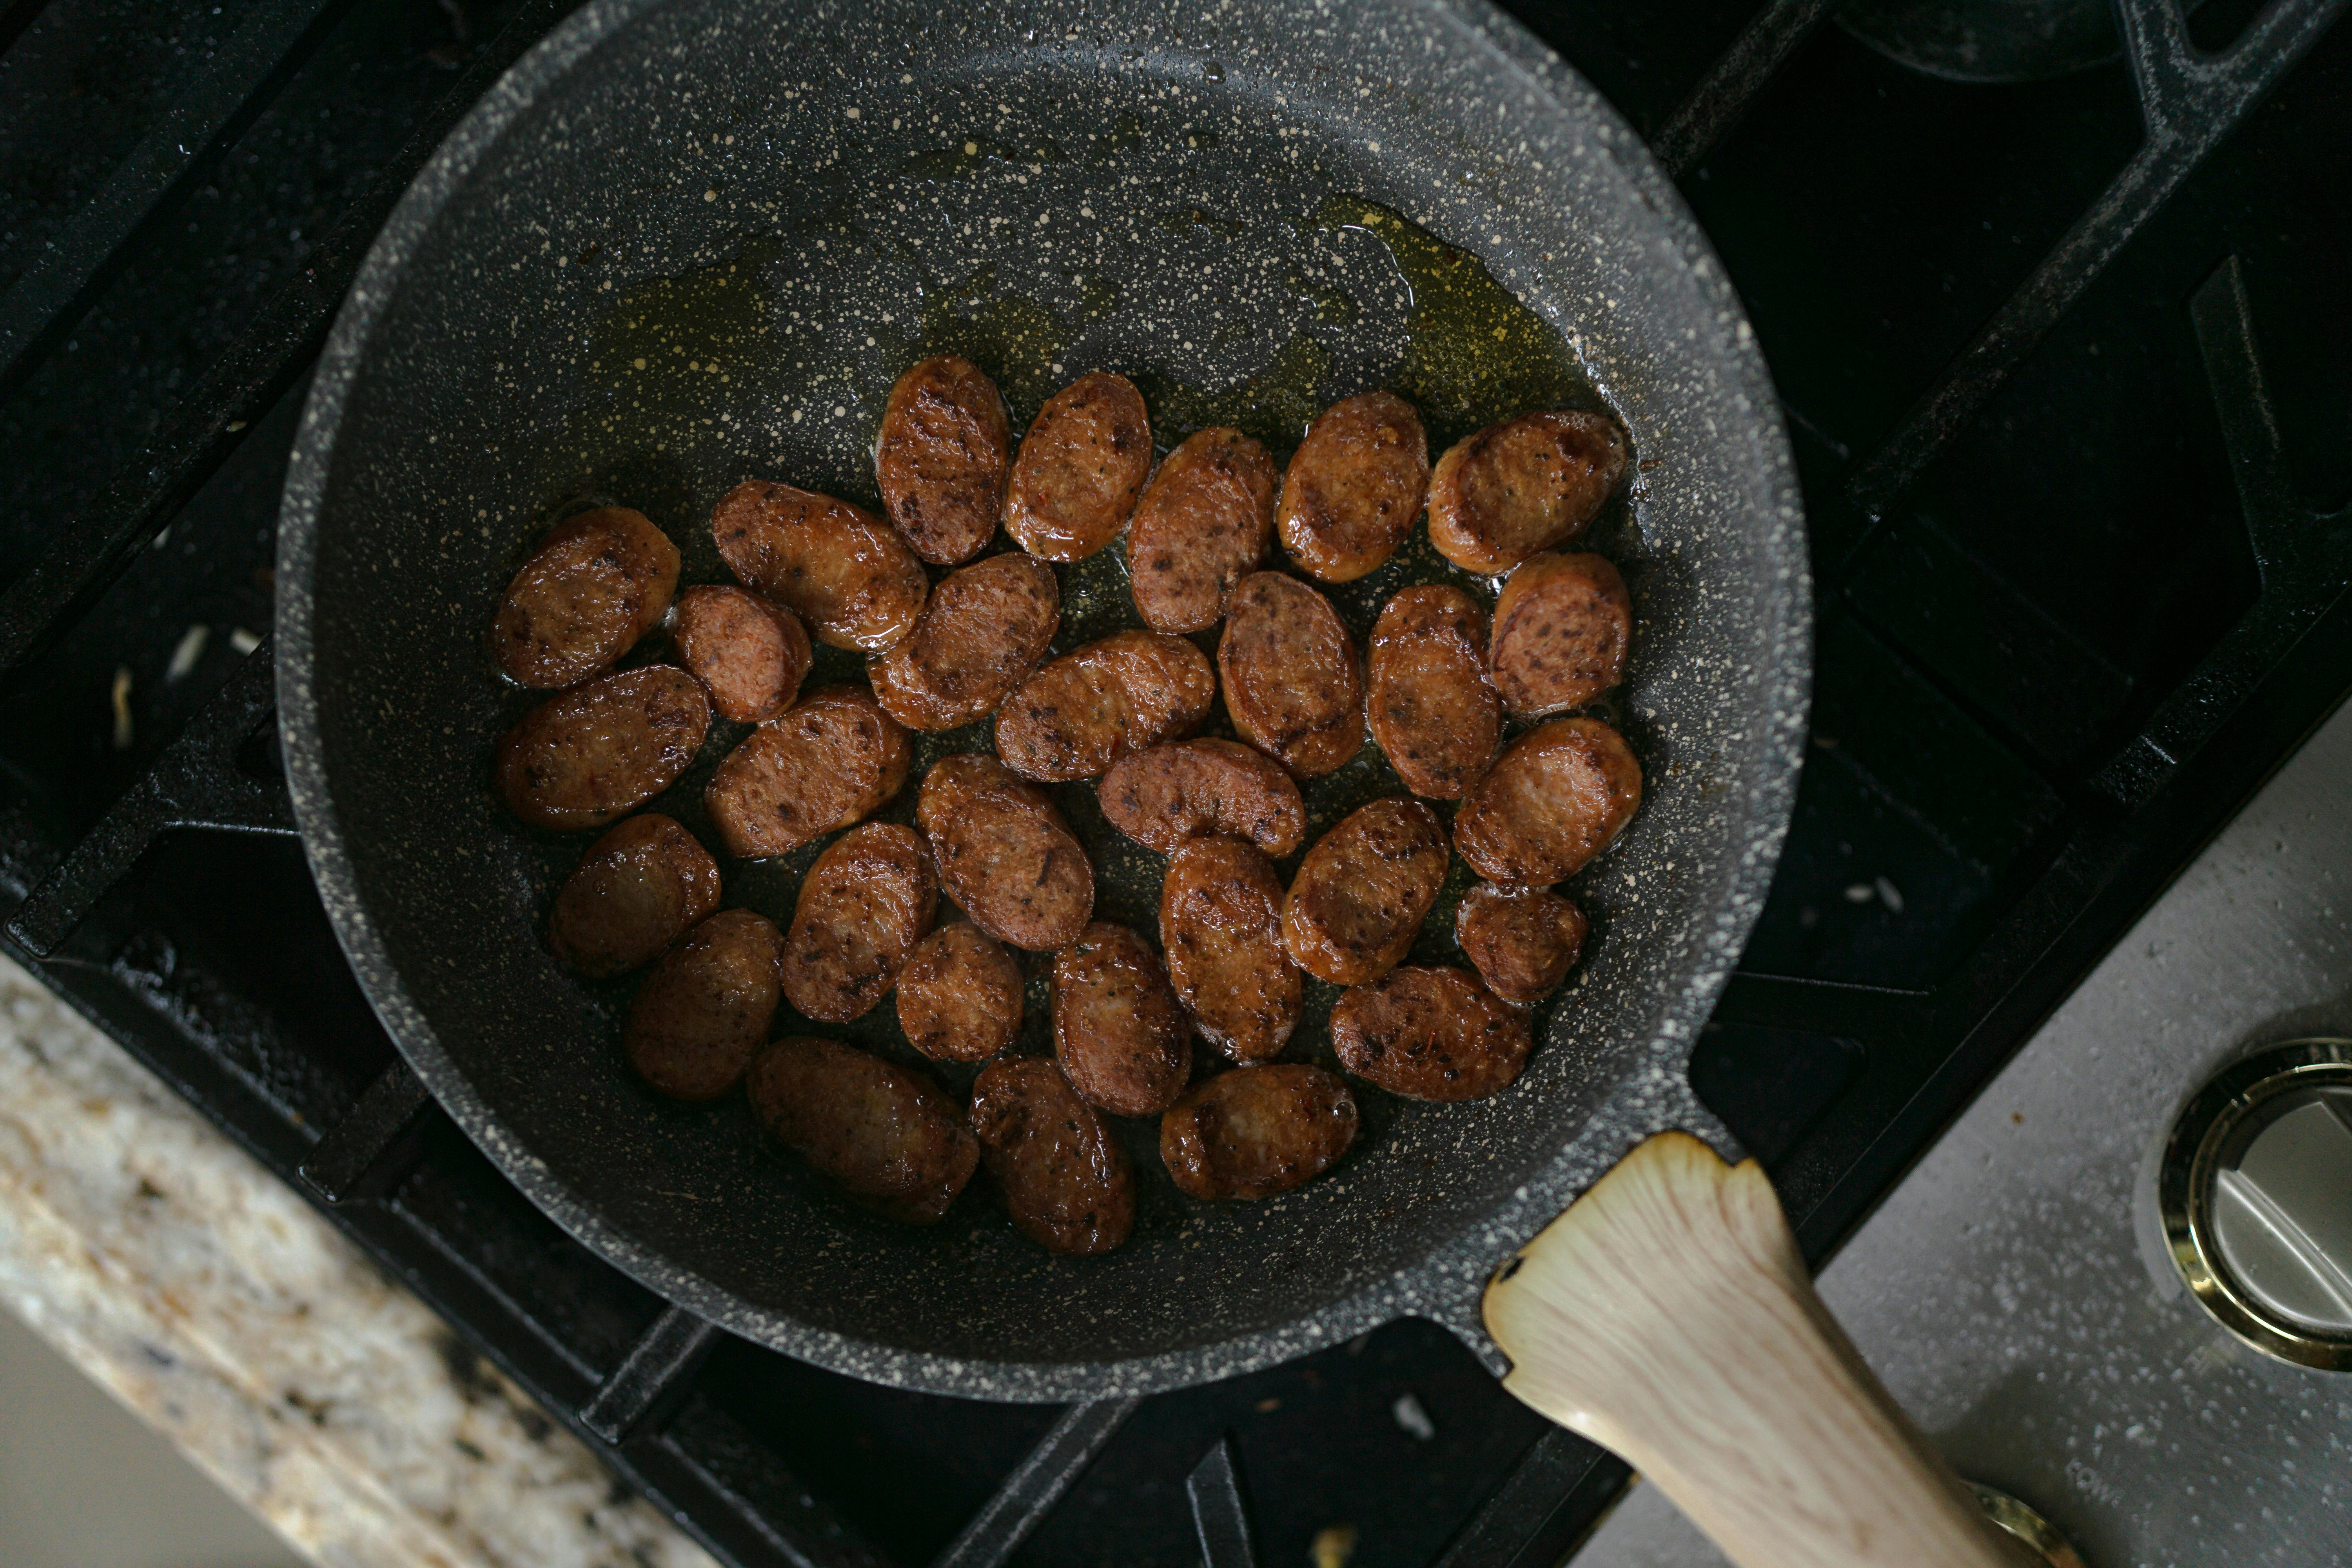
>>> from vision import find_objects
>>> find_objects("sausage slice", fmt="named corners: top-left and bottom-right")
top-left (672, 584), bottom-right (813, 724)
top-left (1097, 739), bottom-right (1306, 858)
top-left (1217, 572), bottom-right (1365, 780)
top-left (1276, 392), bottom-right (1429, 582)
top-left (704, 685), bottom-right (913, 859)
top-left (1330, 965), bottom-right (1532, 1102)
top-left (747, 1036), bottom-right (978, 1224)
top-left (491, 507), bottom-right (681, 688)
top-left (1427, 410), bottom-right (1628, 574)
top-left (1160, 1064), bottom-right (1357, 1201)
top-left (877, 354), bottom-right (1011, 565)
top-left (869, 551), bottom-right (1060, 731)
top-left (895, 922), bottom-right (1025, 1063)
top-left (1052, 923), bottom-right (1191, 1117)
top-left (970, 1058), bottom-right (1136, 1255)
top-left (711, 480), bottom-right (929, 651)
top-left (1004, 372), bottom-right (1152, 562)
top-left (1456, 882), bottom-right (1588, 1005)
top-left (1127, 427), bottom-right (1276, 633)
top-left (995, 630), bottom-right (1216, 782)
top-left (547, 814), bottom-right (721, 978)
top-left (1367, 585), bottom-right (1501, 800)
top-left (1160, 837), bottom-right (1299, 1063)
top-left (1453, 717), bottom-right (1643, 885)
top-left (917, 754), bottom-right (1094, 951)
top-left (496, 666), bottom-right (711, 832)
top-left (1280, 798), bottom-right (1449, 985)
top-left (780, 822), bottom-right (938, 1024)
top-left (1489, 552), bottom-right (1632, 719)
top-left (623, 909), bottom-right (787, 1102)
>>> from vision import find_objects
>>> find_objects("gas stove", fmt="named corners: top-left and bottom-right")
top-left (3, 2), bottom-right (2348, 1565)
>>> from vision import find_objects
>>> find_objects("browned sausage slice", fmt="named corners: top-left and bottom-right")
top-left (994, 630), bottom-right (1214, 782)
top-left (1216, 571), bottom-right (1364, 779)
top-left (1160, 1064), bottom-right (1357, 1201)
top-left (780, 822), bottom-right (937, 1024)
top-left (746, 1036), bottom-right (978, 1224)
top-left (876, 354), bottom-right (1011, 565)
top-left (1330, 965), bottom-right (1532, 1102)
top-left (672, 584), bottom-right (813, 724)
top-left (711, 480), bottom-right (929, 651)
top-left (1004, 372), bottom-right (1152, 563)
top-left (1127, 427), bottom-right (1276, 633)
top-left (547, 814), bottom-right (721, 977)
top-left (917, 754), bottom-right (1094, 951)
top-left (704, 685), bottom-right (913, 859)
top-left (969, 1058), bottom-right (1136, 1255)
top-left (1097, 739), bottom-right (1306, 858)
top-left (1160, 837), bottom-right (1299, 1063)
top-left (490, 507), bottom-right (681, 689)
top-left (1488, 551), bottom-right (1632, 719)
top-left (869, 552), bottom-right (1060, 732)
top-left (1455, 882), bottom-right (1588, 1005)
top-left (623, 909), bottom-right (787, 1102)
top-left (895, 921), bottom-right (1025, 1062)
top-left (1279, 798), bottom-right (1449, 985)
top-left (1427, 410), bottom-right (1628, 574)
top-left (1052, 923), bottom-right (1191, 1117)
top-left (1276, 392), bottom-right (1429, 582)
top-left (496, 667), bottom-right (711, 832)
top-left (1454, 717), bottom-right (1642, 885)
top-left (1367, 584), bottom-right (1501, 800)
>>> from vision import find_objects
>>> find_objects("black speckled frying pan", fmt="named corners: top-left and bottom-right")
top-left (276, 0), bottom-right (1810, 1403)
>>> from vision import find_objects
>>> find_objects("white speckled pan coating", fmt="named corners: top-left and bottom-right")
top-left (277, 0), bottom-right (1809, 1400)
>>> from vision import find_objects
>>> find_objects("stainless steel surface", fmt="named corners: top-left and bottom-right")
top-left (1579, 689), bottom-right (2352, 1567)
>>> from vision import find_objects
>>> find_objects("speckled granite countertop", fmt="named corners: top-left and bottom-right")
top-left (0, 954), bottom-right (717, 1568)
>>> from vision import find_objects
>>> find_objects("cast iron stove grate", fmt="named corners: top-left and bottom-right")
top-left (2, 1), bottom-right (2348, 1564)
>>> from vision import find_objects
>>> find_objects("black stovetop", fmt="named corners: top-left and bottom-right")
top-left (4, 2), bottom-right (2348, 1565)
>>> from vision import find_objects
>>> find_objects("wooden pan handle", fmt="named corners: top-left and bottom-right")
top-left (1483, 1131), bottom-right (2042, 1568)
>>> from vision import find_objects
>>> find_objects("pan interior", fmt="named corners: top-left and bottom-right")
top-left (290, 0), bottom-right (1801, 1385)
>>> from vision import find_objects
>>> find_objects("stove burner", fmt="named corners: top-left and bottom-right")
top-left (1838, 0), bottom-right (2129, 82)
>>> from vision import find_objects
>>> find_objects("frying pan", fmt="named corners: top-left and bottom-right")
top-left (276, 2), bottom-right (2041, 1563)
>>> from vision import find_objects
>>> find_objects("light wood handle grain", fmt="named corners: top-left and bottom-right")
top-left (1483, 1131), bottom-right (2041, 1568)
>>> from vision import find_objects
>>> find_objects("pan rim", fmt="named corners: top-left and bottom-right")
top-left (277, 0), bottom-right (1811, 1401)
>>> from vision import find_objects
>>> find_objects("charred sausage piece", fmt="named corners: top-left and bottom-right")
top-left (704, 685), bottom-right (914, 858)
top-left (1488, 552), bottom-right (1632, 719)
top-left (1160, 837), bottom-right (1299, 1063)
top-left (994, 630), bottom-right (1214, 782)
top-left (1280, 798), bottom-right (1449, 985)
top-left (869, 552), bottom-right (1060, 732)
top-left (746, 1036), bottom-right (978, 1223)
top-left (1427, 410), bottom-right (1628, 574)
top-left (711, 480), bottom-right (929, 651)
top-left (496, 667), bottom-right (711, 832)
top-left (1330, 965), bottom-right (1532, 1102)
top-left (1455, 882), bottom-right (1588, 1005)
top-left (1216, 572), bottom-right (1365, 780)
top-left (780, 822), bottom-right (937, 1024)
top-left (917, 754), bottom-right (1094, 951)
top-left (1004, 372), bottom-right (1153, 563)
top-left (1160, 1063), bottom-right (1357, 1201)
top-left (491, 507), bottom-right (681, 688)
top-left (623, 909), bottom-right (787, 1101)
top-left (1276, 392), bottom-right (1430, 583)
top-left (1127, 427), bottom-right (1277, 633)
top-left (1454, 717), bottom-right (1642, 885)
top-left (671, 584), bottom-right (813, 724)
top-left (895, 921), bottom-right (1025, 1063)
top-left (1367, 585), bottom-right (1502, 800)
top-left (1097, 739), bottom-right (1307, 858)
top-left (1052, 923), bottom-right (1191, 1117)
top-left (877, 354), bottom-right (1011, 565)
top-left (969, 1058), bottom-right (1136, 1255)
top-left (547, 814), bottom-right (722, 978)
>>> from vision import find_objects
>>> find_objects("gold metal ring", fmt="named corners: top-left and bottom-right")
top-left (1967, 1484), bottom-right (2085, 1568)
